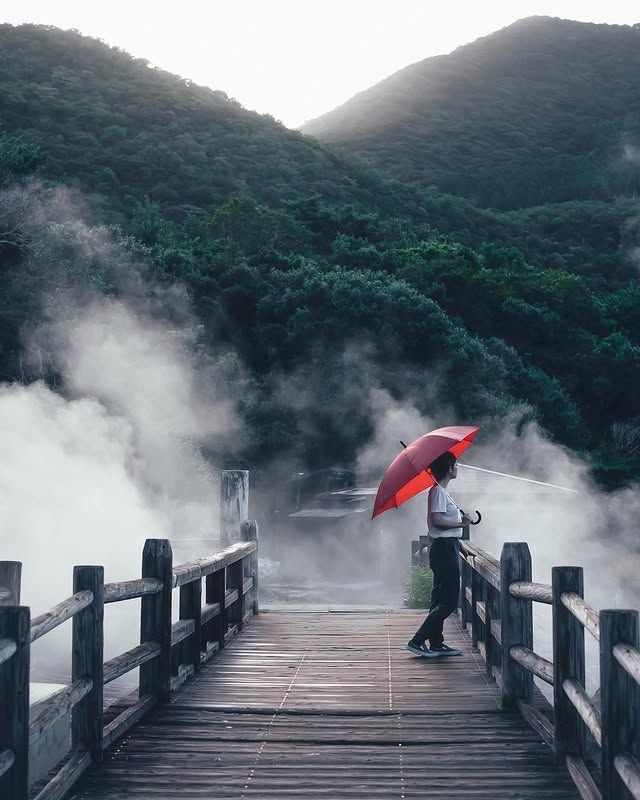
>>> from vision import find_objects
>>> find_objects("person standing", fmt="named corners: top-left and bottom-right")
top-left (406, 451), bottom-right (477, 657)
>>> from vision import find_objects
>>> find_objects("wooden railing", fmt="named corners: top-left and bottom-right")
top-left (455, 539), bottom-right (640, 800)
top-left (0, 520), bottom-right (259, 800)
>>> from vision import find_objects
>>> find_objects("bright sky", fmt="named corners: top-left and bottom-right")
top-left (2, 1), bottom-right (638, 128)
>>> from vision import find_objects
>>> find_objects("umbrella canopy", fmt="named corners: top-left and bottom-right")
top-left (372, 425), bottom-right (479, 519)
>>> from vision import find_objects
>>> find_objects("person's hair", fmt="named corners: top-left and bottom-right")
top-left (429, 451), bottom-right (456, 481)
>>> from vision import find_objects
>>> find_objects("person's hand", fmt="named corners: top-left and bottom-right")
top-left (461, 513), bottom-right (475, 526)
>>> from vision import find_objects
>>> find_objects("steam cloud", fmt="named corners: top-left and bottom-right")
top-left (1, 181), bottom-right (638, 692)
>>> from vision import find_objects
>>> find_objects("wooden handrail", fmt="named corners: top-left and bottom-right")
top-left (614, 753), bottom-right (640, 798)
top-left (103, 642), bottom-right (161, 685)
top-left (30, 590), bottom-right (94, 643)
top-left (0, 749), bottom-right (15, 779)
top-left (561, 592), bottom-right (600, 641)
top-left (454, 538), bottom-right (640, 800)
top-left (509, 580), bottom-right (552, 604)
top-left (172, 541), bottom-right (256, 587)
top-left (0, 469), bottom-right (259, 800)
top-left (0, 637), bottom-right (17, 666)
top-left (613, 642), bottom-right (640, 685)
top-left (104, 578), bottom-right (163, 604)
top-left (30, 679), bottom-right (92, 748)
top-left (562, 678), bottom-right (602, 746)
top-left (510, 645), bottom-right (554, 685)
top-left (565, 755), bottom-right (602, 800)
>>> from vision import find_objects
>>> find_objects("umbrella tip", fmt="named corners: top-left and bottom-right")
top-left (400, 440), bottom-right (407, 449)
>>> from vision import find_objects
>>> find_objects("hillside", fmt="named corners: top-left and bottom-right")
top-left (0, 24), bottom-right (639, 483)
top-left (0, 24), bottom-right (413, 222)
top-left (302, 17), bottom-right (640, 209)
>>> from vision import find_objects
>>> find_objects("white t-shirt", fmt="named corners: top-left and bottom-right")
top-left (427, 484), bottom-right (462, 539)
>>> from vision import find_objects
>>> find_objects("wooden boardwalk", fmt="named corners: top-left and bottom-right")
top-left (72, 610), bottom-right (579, 799)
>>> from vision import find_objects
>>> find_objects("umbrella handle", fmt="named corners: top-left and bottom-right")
top-left (469, 511), bottom-right (482, 525)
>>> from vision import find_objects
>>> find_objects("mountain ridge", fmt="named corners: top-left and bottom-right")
top-left (301, 16), bottom-right (640, 209)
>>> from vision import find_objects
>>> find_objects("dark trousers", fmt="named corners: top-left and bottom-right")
top-left (412, 537), bottom-right (460, 647)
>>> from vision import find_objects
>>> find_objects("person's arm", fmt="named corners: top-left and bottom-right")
top-left (431, 511), bottom-right (476, 530)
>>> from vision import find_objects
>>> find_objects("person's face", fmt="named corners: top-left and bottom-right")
top-left (448, 461), bottom-right (458, 480)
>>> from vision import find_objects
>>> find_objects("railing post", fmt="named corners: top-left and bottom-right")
top-left (418, 535), bottom-right (429, 566)
top-left (500, 543), bottom-right (533, 708)
top-left (552, 566), bottom-right (585, 763)
top-left (179, 579), bottom-right (202, 674)
top-left (460, 556), bottom-right (468, 628)
top-left (600, 609), bottom-right (639, 800)
top-left (471, 568), bottom-right (480, 648)
top-left (72, 566), bottom-right (104, 761)
top-left (220, 470), bottom-right (249, 546)
top-left (140, 539), bottom-right (173, 702)
top-left (206, 568), bottom-right (226, 650)
top-left (241, 520), bottom-right (259, 615)
top-left (0, 562), bottom-right (21, 606)
top-left (485, 584), bottom-right (496, 680)
top-left (0, 606), bottom-right (30, 800)
top-left (227, 561), bottom-right (244, 632)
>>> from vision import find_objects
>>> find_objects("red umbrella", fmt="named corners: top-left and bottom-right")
top-left (372, 425), bottom-right (480, 519)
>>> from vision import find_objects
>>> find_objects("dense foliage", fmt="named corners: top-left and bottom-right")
top-left (303, 17), bottom-right (640, 210)
top-left (1, 23), bottom-right (639, 483)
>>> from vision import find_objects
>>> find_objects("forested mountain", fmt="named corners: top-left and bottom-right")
top-left (302, 17), bottom-right (640, 210)
top-left (1, 23), bottom-right (639, 484)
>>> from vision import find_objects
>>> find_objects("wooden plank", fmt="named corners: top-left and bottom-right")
top-left (102, 695), bottom-right (156, 750)
top-left (104, 578), bottom-right (163, 604)
top-left (553, 566), bottom-right (586, 762)
top-left (140, 540), bottom-right (173, 703)
top-left (476, 600), bottom-right (487, 624)
top-left (0, 562), bottom-right (21, 606)
top-left (71, 611), bottom-right (580, 800)
top-left (0, 607), bottom-right (29, 800)
top-left (500, 543), bottom-right (533, 707)
top-left (600, 609), bottom-right (639, 800)
top-left (72, 566), bottom-right (104, 762)
top-left (103, 642), bottom-right (161, 685)
top-left (32, 748), bottom-right (91, 800)
top-left (566, 754), bottom-right (601, 800)
top-left (30, 678), bottom-right (92, 747)
top-left (30, 589), bottom-right (93, 643)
